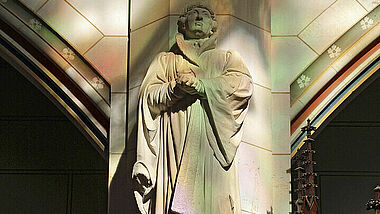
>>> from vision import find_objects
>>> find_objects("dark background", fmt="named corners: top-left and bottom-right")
top-left (313, 70), bottom-right (380, 214)
top-left (0, 56), bottom-right (107, 213)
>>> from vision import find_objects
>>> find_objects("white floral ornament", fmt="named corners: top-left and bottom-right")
top-left (62, 48), bottom-right (75, 61)
top-left (29, 18), bottom-right (42, 31)
top-left (360, 17), bottom-right (374, 30)
top-left (297, 74), bottom-right (311, 89)
top-left (91, 77), bottom-right (104, 89)
top-left (327, 44), bottom-right (341, 59)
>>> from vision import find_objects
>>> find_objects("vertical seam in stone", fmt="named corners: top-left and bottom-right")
top-left (126, 0), bottom-right (131, 151)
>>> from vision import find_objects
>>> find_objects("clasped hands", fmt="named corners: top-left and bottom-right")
top-left (175, 69), bottom-right (204, 96)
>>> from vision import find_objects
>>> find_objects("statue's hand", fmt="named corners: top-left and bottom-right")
top-left (132, 163), bottom-right (153, 198)
top-left (176, 70), bottom-right (204, 96)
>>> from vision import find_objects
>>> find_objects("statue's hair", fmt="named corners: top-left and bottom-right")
top-left (177, 2), bottom-right (218, 36)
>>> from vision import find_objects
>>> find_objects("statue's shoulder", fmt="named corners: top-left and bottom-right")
top-left (225, 49), bottom-right (243, 58)
top-left (151, 52), bottom-right (177, 63)
top-left (224, 50), bottom-right (246, 65)
top-left (205, 48), bottom-right (242, 58)
top-left (204, 49), bottom-right (244, 64)
top-left (155, 52), bottom-right (174, 58)
top-left (201, 48), bottom-right (226, 58)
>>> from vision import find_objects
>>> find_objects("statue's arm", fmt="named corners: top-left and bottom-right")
top-left (140, 53), bottom-right (189, 117)
top-left (146, 81), bottom-right (186, 114)
top-left (197, 50), bottom-right (253, 167)
top-left (177, 50), bottom-right (252, 104)
top-left (199, 50), bottom-right (253, 104)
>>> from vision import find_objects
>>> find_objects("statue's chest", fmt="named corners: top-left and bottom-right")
top-left (178, 51), bottom-right (226, 79)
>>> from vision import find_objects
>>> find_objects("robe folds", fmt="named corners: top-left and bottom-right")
top-left (133, 35), bottom-right (253, 214)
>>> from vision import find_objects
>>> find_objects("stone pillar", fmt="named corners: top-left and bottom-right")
top-left (108, 89), bottom-right (129, 213)
top-left (105, 0), bottom-right (129, 212)
top-left (271, 36), bottom-right (292, 213)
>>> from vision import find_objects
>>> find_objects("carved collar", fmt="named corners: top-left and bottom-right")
top-left (175, 33), bottom-right (217, 66)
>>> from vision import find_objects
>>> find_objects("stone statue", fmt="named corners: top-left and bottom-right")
top-left (132, 2), bottom-right (253, 214)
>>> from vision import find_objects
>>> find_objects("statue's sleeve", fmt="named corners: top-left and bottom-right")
top-left (142, 53), bottom-right (186, 118)
top-left (201, 50), bottom-right (253, 168)
top-left (134, 52), bottom-right (183, 190)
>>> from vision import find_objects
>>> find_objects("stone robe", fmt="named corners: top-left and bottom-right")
top-left (134, 34), bottom-right (253, 214)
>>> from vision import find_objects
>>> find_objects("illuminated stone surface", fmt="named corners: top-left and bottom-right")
top-left (129, 17), bottom-right (169, 89)
top-left (271, 37), bottom-right (318, 92)
top-left (170, 0), bottom-right (232, 15)
top-left (271, 0), bottom-right (334, 35)
top-left (357, 0), bottom-right (380, 11)
top-left (272, 155), bottom-right (291, 213)
top-left (219, 16), bottom-right (271, 89)
top-left (85, 37), bottom-right (127, 92)
top-left (131, 0), bottom-right (169, 31)
top-left (299, 0), bottom-right (367, 54)
top-left (272, 93), bottom-right (291, 154)
top-left (68, 0), bottom-right (128, 35)
top-left (237, 143), bottom-right (273, 214)
top-left (38, 0), bottom-right (103, 53)
top-left (242, 85), bottom-right (272, 150)
top-left (109, 93), bottom-right (127, 153)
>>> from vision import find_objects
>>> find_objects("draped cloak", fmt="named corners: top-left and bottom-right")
top-left (133, 34), bottom-right (253, 214)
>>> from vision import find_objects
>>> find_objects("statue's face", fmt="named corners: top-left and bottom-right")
top-left (184, 7), bottom-right (213, 39)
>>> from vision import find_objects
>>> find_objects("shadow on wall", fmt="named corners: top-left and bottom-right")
top-left (108, 16), bottom-right (170, 213)
top-left (108, 124), bottom-right (138, 213)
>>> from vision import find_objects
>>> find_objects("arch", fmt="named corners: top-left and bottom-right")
top-left (289, 5), bottom-right (380, 155)
top-left (0, 2), bottom-right (110, 155)
top-left (291, 42), bottom-right (379, 155)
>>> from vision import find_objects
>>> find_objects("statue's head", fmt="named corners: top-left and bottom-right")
top-left (177, 2), bottom-right (217, 40)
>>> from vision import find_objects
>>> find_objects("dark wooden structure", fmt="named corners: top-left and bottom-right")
top-left (293, 119), bottom-right (319, 214)
top-left (367, 185), bottom-right (380, 214)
